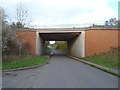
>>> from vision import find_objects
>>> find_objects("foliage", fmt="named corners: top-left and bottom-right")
top-left (1, 6), bottom-right (31, 61)
top-left (88, 18), bottom-right (118, 29)
top-left (56, 41), bottom-right (67, 48)
top-left (16, 2), bottom-right (31, 29)
top-left (50, 44), bottom-right (57, 48)
top-left (11, 22), bottom-right (24, 29)
top-left (55, 41), bottom-right (67, 53)
top-left (1, 7), bottom-right (16, 56)
top-left (104, 18), bottom-right (117, 26)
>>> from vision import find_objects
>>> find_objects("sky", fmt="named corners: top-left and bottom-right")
top-left (49, 41), bottom-right (55, 44)
top-left (0, 0), bottom-right (119, 28)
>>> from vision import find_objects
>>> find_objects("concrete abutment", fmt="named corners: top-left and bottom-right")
top-left (67, 31), bottom-right (85, 57)
top-left (36, 32), bottom-right (46, 55)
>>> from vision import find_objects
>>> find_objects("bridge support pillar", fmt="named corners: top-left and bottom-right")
top-left (67, 31), bottom-right (85, 57)
top-left (36, 32), bottom-right (45, 55)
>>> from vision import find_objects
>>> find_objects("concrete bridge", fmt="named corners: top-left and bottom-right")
top-left (16, 28), bottom-right (119, 57)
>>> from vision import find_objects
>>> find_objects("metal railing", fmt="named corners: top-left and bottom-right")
top-left (15, 22), bottom-right (119, 31)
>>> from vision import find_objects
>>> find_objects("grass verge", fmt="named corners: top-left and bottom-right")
top-left (81, 51), bottom-right (119, 69)
top-left (68, 55), bottom-right (120, 77)
top-left (83, 61), bottom-right (120, 77)
top-left (2, 56), bottom-right (48, 70)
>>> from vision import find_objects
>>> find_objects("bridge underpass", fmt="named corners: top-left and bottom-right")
top-left (36, 31), bottom-right (85, 57)
top-left (16, 28), bottom-right (119, 57)
top-left (4, 29), bottom-right (119, 88)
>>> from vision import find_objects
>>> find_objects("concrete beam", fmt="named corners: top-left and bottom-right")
top-left (40, 33), bottom-right (78, 41)
top-left (34, 28), bottom-right (88, 33)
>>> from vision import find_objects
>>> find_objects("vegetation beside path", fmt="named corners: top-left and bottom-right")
top-left (81, 51), bottom-right (119, 69)
top-left (2, 56), bottom-right (48, 70)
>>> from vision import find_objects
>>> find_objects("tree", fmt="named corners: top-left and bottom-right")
top-left (1, 7), bottom-right (18, 57)
top-left (15, 2), bottom-right (31, 55)
top-left (0, 7), bottom-right (3, 59)
top-left (105, 18), bottom-right (118, 26)
top-left (1, 7), bottom-right (10, 55)
top-left (1, 6), bottom-right (31, 61)
top-left (11, 22), bottom-right (24, 29)
top-left (105, 20), bottom-right (109, 26)
top-left (55, 41), bottom-right (67, 53)
top-left (16, 2), bottom-right (27, 28)
top-left (16, 2), bottom-right (31, 29)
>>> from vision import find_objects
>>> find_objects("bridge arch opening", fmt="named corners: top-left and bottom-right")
top-left (36, 31), bottom-right (85, 57)
top-left (46, 41), bottom-right (68, 55)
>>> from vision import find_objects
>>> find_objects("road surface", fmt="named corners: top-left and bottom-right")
top-left (2, 48), bottom-right (118, 88)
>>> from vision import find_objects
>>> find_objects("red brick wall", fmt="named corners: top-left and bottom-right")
top-left (85, 30), bottom-right (119, 57)
top-left (16, 31), bottom-right (36, 54)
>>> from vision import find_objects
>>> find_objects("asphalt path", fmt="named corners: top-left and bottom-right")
top-left (2, 48), bottom-right (118, 88)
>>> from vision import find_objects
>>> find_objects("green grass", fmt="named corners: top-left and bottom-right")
top-left (2, 56), bottom-right (48, 70)
top-left (81, 51), bottom-right (119, 69)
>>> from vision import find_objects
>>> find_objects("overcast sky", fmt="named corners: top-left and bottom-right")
top-left (0, 0), bottom-right (119, 28)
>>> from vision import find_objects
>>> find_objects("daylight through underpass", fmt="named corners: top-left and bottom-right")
top-left (46, 41), bottom-right (67, 55)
